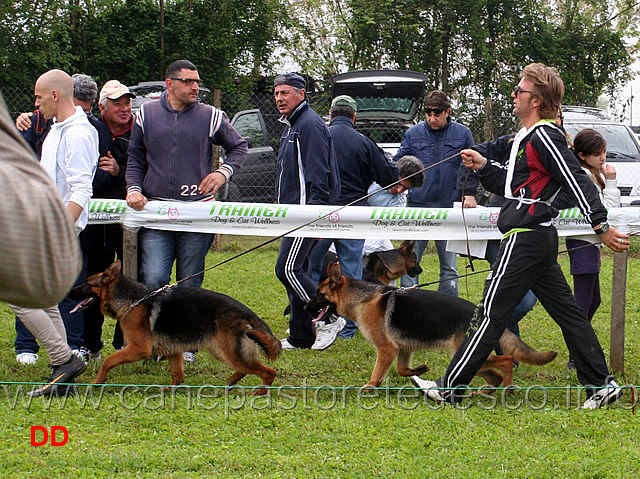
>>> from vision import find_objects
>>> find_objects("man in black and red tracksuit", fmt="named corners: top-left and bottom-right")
top-left (412, 63), bottom-right (629, 409)
top-left (273, 73), bottom-right (341, 350)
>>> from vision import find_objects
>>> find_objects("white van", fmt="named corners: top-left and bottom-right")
top-left (562, 106), bottom-right (640, 206)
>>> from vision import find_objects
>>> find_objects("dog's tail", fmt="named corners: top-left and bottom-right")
top-left (498, 330), bottom-right (557, 365)
top-left (246, 329), bottom-right (282, 361)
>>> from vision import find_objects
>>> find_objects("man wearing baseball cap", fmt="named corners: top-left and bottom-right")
top-left (309, 94), bottom-right (402, 340)
top-left (97, 79), bottom-right (136, 191)
top-left (78, 80), bottom-right (138, 361)
top-left (273, 72), bottom-right (343, 351)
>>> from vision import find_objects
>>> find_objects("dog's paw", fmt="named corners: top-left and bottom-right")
top-left (361, 383), bottom-right (381, 390)
top-left (398, 364), bottom-right (429, 376)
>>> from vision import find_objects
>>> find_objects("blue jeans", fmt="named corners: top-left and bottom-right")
top-left (310, 238), bottom-right (365, 338)
top-left (400, 239), bottom-right (458, 296)
top-left (140, 229), bottom-right (213, 288)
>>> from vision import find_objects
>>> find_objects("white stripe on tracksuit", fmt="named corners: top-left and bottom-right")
top-left (445, 232), bottom-right (518, 390)
top-left (284, 236), bottom-right (312, 303)
top-left (536, 127), bottom-right (595, 223)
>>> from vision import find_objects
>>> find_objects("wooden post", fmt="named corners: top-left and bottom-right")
top-left (609, 249), bottom-right (627, 374)
top-left (212, 87), bottom-right (222, 250)
top-left (121, 225), bottom-right (139, 280)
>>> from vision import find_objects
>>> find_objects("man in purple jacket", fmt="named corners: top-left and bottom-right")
top-left (126, 60), bottom-right (247, 362)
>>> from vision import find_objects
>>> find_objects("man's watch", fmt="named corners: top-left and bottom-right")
top-left (593, 222), bottom-right (610, 235)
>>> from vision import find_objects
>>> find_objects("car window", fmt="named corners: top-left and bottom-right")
top-left (231, 110), bottom-right (266, 148)
top-left (357, 97), bottom-right (415, 115)
top-left (565, 122), bottom-right (640, 161)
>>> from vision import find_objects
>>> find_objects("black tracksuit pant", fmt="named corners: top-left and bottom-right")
top-left (437, 225), bottom-right (611, 402)
top-left (275, 236), bottom-right (317, 348)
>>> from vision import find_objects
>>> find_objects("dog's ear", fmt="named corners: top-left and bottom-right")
top-left (104, 260), bottom-right (122, 280)
top-left (327, 262), bottom-right (343, 284)
top-left (400, 240), bottom-right (415, 253)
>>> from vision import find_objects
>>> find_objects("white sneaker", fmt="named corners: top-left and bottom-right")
top-left (16, 353), bottom-right (39, 365)
top-left (411, 375), bottom-right (445, 404)
top-left (183, 351), bottom-right (197, 364)
top-left (311, 316), bottom-right (346, 351)
top-left (582, 380), bottom-right (624, 409)
top-left (79, 346), bottom-right (102, 362)
top-left (280, 339), bottom-right (299, 351)
top-left (72, 349), bottom-right (88, 364)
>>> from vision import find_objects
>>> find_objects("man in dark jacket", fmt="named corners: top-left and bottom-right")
top-left (273, 73), bottom-right (342, 350)
top-left (412, 63), bottom-right (629, 409)
top-left (309, 95), bottom-right (400, 342)
top-left (79, 79), bottom-right (137, 360)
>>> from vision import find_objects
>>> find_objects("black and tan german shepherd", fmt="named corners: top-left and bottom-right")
top-left (364, 240), bottom-right (422, 285)
top-left (306, 262), bottom-right (557, 389)
top-left (70, 261), bottom-right (281, 395)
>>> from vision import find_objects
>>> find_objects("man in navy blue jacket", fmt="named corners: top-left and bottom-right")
top-left (273, 73), bottom-right (341, 350)
top-left (394, 90), bottom-right (474, 297)
top-left (79, 79), bottom-right (137, 360)
top-left (309, 95), bottom-right (400, 342)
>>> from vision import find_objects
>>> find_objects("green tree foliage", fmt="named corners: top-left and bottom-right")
top-left (0, 0), bottom-right (283, 90)
top-left (340, 0), bottom-right (637, 139)
top-left (0, 1), bottom-right (76, 86)
top-left (1, 0), bottom-right (637, 139)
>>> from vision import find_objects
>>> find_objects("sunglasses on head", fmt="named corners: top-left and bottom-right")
top-left (425, 107), bottom-right (445, 115)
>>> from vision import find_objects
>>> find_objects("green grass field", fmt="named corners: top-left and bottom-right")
top-left (1, 236), bottom-right (639, 477)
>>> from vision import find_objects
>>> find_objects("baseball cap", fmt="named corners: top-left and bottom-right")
top-left (99, 80), bottom-right (136, 104)
top-left (274, 73), bottom-right (306, 90)
top-left (331, 95), bottom-right (357, 111)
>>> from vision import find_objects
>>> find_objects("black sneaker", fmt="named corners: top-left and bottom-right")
top-left (28, 354), bottom-right (87, 397)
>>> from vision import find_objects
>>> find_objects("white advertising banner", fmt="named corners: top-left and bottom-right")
top-left (87, 199), bottom-right (640, 240)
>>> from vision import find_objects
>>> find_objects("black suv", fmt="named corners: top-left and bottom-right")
top-left (219, 109), bottom-right (277, 203)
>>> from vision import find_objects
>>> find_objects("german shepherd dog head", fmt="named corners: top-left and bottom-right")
top-left (305, 262), bottom-right (342, 322)
top-left (69, 261), bottom-right (116, 313)
top-left (306, 262), bottom-right (385, 324)
top-left (364, 240), bottom-right (423, 285)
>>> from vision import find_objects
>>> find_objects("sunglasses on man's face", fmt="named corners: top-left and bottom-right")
top-left (513, 86), bottom-right (534, 97)
top-left (170, 77), bottom-right (203, 86)
top-left (425, 108), bottom-right (445, 115)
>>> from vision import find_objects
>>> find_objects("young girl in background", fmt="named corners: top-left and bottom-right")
top-left (566, 128), bottom-right (620, 370)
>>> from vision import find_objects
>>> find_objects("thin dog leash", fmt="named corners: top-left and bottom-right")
top-left (127, 152), bottom-right (465, 308)
top-left (394, 232), bottom-right (638, 292)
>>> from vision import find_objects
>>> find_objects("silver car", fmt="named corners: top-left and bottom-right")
top-left (562, 106), bottom-right (640, 206)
